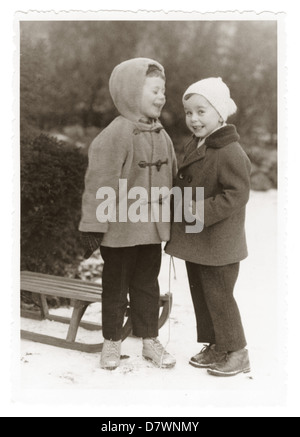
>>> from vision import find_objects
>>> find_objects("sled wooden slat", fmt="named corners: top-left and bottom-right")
top-left (20, 271), bottom-right (172, 353)
top-left (20, 330), bottom-right (106, 353)
top-left (21, 271), bottom-right (102, 287)
top-left (21, 281), bottom-right (102, 303)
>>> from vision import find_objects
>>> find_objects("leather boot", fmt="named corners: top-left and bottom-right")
top-left (189, 344), bottom-right (227, 368)
top-left (207, 348), bottom-right (251, 377)
top-left (100, 339), bottom-right (121, 370)
top-left (143, 337), bottom-right (176, 368)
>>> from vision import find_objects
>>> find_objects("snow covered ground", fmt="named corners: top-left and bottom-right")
top-left (15, 189), bottom-right (287, 415)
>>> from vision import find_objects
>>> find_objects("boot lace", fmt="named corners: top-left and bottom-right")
top-left (199, 344), bottom-right (227, 361)
top-left (200, 344), bottom-right (212, 355)
top-left (149, 338), bottom-right (165, 353)
top-left (150, 338), bottom-right (168, 368)
top-left (106, 340), bottom-right (120, 359)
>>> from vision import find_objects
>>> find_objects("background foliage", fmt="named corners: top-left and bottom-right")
top-left (20, 21), bottom-right (277, 145)
top-left (21, 134), bottom-right (87, 276)
top-left (20, 20), bottom-right (277, 277)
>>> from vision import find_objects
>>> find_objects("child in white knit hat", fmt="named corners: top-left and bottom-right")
top-left (165, 77), bottom-right (252, 377)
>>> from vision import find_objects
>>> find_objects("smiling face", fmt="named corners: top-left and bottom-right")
top-left (184, 94), bottom-right (222, 139)
top-left (140, 76), bottom-right (166, 120)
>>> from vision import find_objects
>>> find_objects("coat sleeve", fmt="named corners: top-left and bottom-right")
top-left (162, 129), bottom-right (178, 184)
top-left (169, 137), bottom-right (178, 183)
top-left (79, 122), bottom-right (130, 232)
top-left (204, 143), bottom-right (251, 227)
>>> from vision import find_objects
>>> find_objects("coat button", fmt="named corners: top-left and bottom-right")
top-left (187, 176), bottom-right (193, 183)
top-left (178, 173), bottom-right (184, 180)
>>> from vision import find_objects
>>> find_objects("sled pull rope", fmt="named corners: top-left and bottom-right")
top-left (159, 255), bottom-right (176, 368)
top-left (171, 255), bottom-right (176, 280)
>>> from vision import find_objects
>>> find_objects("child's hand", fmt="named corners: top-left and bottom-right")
top-left (80, 232), bottom-right (104, 259)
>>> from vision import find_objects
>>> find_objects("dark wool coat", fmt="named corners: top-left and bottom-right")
top-left (165, 124), bottom-right (251, 266)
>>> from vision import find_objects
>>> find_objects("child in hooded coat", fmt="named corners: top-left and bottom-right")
top-left (165, 77), bottom-right (252, 377)
top-left (79, 58), bottom-right (177, 370)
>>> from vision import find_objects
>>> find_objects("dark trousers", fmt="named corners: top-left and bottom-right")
top-left (100, 244), bottom-right (161, 341)
top-left (185, 261), bottom-right (247, 352)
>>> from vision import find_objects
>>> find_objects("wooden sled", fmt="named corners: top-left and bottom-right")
top-left (20, 271), bottom-right (172, 353)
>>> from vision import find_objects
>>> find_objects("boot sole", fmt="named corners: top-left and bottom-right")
top-left (189, 359), bottom-right (215, 369)
top-left (100, 360), bottom-right (120, 370)
top-left (102, 366), bottom-right (118, 370)
top-left (207, 367), bottom-right (251, 377)
top-left (100, 364), bottom-right (119, 370)
top-left (143, 356), bottom-right (176, 369)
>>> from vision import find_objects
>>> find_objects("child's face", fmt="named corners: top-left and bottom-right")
top-left (140, 76), bottom-right (166, 120)
top-left (184, 94), bottom-right (222, 138)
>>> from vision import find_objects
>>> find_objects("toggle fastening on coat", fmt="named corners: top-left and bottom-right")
top-left (79, 58), bottom-right (177, 247)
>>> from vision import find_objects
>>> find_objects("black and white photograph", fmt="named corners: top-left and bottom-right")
top-left (2, 1), bottom-right (299, 418)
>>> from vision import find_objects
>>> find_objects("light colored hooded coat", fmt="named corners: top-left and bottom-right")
top-left (79, 58), bottom-right (177, 247)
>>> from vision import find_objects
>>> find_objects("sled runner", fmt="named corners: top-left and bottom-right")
top-left (20, 271), bottom-right (172, 353)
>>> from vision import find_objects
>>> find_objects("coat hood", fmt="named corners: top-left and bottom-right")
top-left (109, 58), bottom-right (165, 123)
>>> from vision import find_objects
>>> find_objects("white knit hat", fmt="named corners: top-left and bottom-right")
top-left (183, 77), bottom-right (237, 121)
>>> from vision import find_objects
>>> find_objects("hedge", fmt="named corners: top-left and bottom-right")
top-left (21, 133), bottom-right (88, 278)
